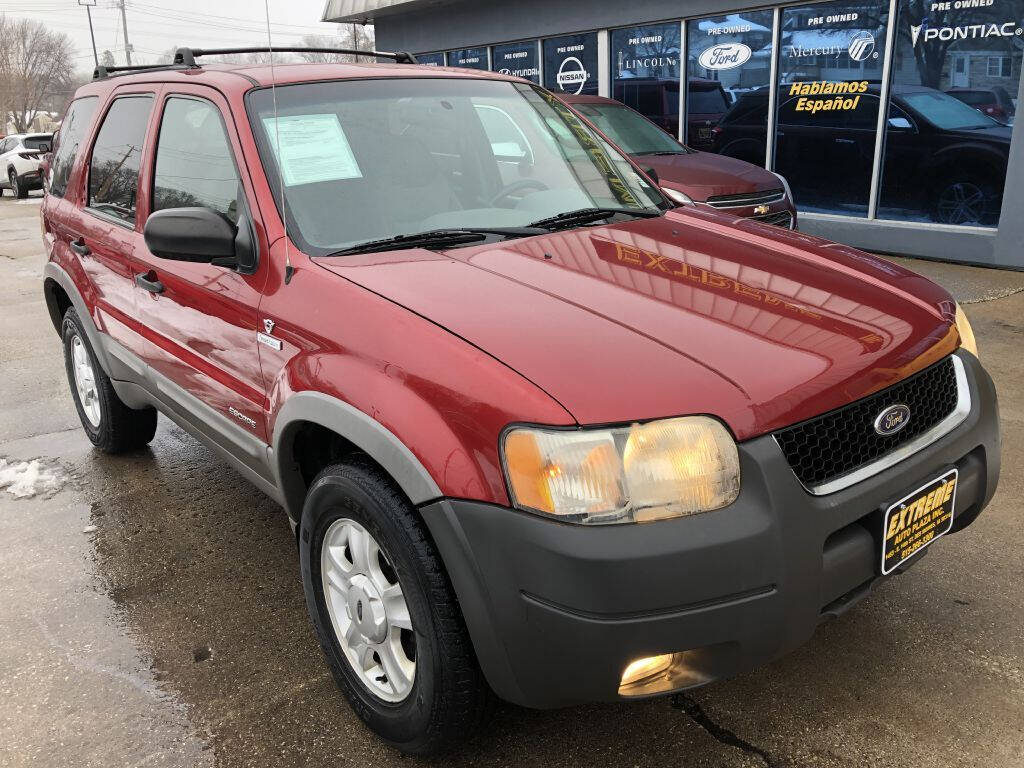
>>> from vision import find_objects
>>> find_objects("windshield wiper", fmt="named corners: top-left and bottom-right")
top-left (636, 150), bottom-right (685, 156)
top-left (326, 227), bottom-right (545, 256)
top-left (528, 207), bottom-right (662, 230)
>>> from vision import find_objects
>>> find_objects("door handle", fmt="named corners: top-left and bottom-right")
top-left (834, 138), bottom-right (856, 144)
top-left (135, 271), bottom-right (165, 294)
top-left (69, 237), bottom-right (90, 256)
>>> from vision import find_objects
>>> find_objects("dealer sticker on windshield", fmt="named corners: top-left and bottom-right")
top-left (881, 469), bottom-right (957, 575)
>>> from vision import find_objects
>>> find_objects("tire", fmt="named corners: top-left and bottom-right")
top-left (10, 170), bottom-right (26, 199)
top-left (299, 459), bottom-right (493, 755)
top-left (932, 173), bottom-right (999, 226)
top-left (62, 308), bottom-right (158, 453)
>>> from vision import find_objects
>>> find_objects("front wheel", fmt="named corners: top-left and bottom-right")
top-left (299, 459), bottom-right (493, 755)
top-left (9, 170), bottom-right (26, 199)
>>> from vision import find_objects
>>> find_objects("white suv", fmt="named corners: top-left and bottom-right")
top-left (0, 133), bottom-right (52, 198)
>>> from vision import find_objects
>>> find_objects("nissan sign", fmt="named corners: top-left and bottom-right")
top-left (556, 56), bottom-right (589, 94)
top-left (698, 42), bottom-right (752, 70)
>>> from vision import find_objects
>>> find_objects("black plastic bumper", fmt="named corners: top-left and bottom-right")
top-left (420, 351), bottom-right (999, 709)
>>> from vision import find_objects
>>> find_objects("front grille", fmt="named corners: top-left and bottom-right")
top-left (774, 357), bottom-right (959, 489)
top-left (750, 210), bottom-right (794, 229)
top-left (706, 189), bottom-right (785, 208)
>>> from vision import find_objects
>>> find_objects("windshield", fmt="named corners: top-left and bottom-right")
top-left (246, 78), bottom-right (666, 255)
top-left (572, 102), bottom-right (687, 156)
top-left (902, 90), bottom-right (999, 130)
top-left (689, 87), bottom-right (729, 115)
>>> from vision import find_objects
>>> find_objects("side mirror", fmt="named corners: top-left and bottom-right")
top-left (144, 207), bottom-right (256, 273)
top-left (642, 166), bottom-right (659, 185)
top-left (887, 116), bottom-right (913, 131)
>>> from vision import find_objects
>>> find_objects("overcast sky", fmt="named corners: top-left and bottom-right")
top-left (2, 0), bottom-right (354, 73)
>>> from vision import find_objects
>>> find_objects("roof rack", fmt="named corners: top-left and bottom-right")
top-left (172, 47), bottom-right (419, 67)
top-left (93, 62), bottom-right (188, 80)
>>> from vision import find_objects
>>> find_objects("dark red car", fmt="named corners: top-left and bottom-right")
top-left (557, 93), bottom-right (797, 229)
top-left (946, 87), bottom-right (1016, 125)
top-left (42, 51), bottom-right (998, 755)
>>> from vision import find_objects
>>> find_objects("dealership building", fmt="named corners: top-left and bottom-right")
top-left (323, 0), bottom-right (1024, 268)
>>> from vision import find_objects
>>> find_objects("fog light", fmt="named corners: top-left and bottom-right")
top-left (618, 648), bottom-right (723, 697)
top-left (620, 654), bottom-right (674, 688)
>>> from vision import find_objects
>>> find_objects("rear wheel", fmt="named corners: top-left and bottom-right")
top-left (933, 174), bottom-right (999, 226)
top-left (299, 459), bottom-right (493, 755)
top-left (62, 308), bottom-right (157, 453)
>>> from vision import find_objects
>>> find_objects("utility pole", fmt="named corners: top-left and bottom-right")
top-left (118, 0), bottom-right (133, 66)
top-left (78, 0), bottom-right (99, 69)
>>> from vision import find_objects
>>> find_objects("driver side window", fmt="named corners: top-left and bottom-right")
top-left (153, 97), bottom-right (241, 223)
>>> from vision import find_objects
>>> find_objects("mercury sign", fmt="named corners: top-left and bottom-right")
top-left (698, 42), bottom-right (752, 69)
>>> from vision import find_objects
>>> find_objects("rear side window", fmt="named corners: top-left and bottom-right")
top-left (153, 97), bottom-right (241, 223)
top-left (88, 95), bottom-right (154, 224)
top-left (24, 136), bottom-right (52, 151)
top-left (51, 98), bottom-right (98, 198)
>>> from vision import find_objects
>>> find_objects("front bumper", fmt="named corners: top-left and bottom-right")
top-left (420, 351), bottom-right (999, 708)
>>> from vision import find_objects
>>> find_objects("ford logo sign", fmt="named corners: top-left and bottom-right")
top-left (874, 404), bottom-right (911, 436)
top-left (698, 43), bottom-right (752, 71)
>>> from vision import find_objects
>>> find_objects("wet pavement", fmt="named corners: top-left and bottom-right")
top-left (1, 193), bottom-right (1022, 767)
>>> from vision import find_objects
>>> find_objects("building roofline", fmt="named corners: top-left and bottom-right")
top-left (322, 0), bottom-right (455, 23)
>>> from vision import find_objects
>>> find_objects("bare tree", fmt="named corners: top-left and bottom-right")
top-left (297, 26), bottom-right (376, 64)
top-left (0, 15), bottom-right (74, 133)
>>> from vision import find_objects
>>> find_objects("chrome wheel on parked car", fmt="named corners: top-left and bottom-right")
top-left (70, 334), bottom-right (101, 427)
top-left (320, 517), bottom-right (416, 703)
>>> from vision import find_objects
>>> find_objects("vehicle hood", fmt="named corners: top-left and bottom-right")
top-left (317, 208), bottom-right (958, 440)
top-left (639, 151), bottom-right (782, 202)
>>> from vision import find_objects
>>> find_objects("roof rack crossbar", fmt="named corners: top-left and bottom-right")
top-left (93, 62), bottom-right (189, 80)
top-left (173, 47), bottom-right (418, 67)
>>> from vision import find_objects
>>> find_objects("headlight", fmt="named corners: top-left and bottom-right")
top-left (955, 303), bottom-right (978, 359)
top-left (502, 416), bottom-right (740, 525)
top-left (661, 187), bottom-right (695, 207)
top-left (771, 172), bottom-right (793, 201)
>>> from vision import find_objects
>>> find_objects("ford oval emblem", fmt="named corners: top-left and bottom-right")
top-left (874, 404), bottom-right (911, 436)
top-left (697, 42), bottom-right (752, 71)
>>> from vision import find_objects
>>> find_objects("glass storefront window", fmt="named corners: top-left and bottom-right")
top-left (773, 1), bottom-right (889, 217)
top-left (492, 41), bottom-right (540, 83)
top-left (687, 11), bottom-right (774, 156)
top-left (416, 52), bottom-right (446, 67)
top-left (610, 23), bottom-right (681, 134)
top-left (447, 47), bottom-right (488, 69)
top-left (879, 0), bottom-right (1021, 226)
top-left (543, 33), bottom-right (599, 95)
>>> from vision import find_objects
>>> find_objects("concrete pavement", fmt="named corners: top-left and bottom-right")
top-left (1, 193), bottom-right (1021, 767)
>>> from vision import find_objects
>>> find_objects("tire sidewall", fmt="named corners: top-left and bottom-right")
top-left (62, 310), bottom-right (105, 442)
top-left (298, 471), bottom-right (441, 748)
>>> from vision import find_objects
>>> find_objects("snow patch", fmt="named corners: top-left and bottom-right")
top-left (0, 458), bottom-right (63, 498)
top-left (15, 196), bottom-right (43, 205)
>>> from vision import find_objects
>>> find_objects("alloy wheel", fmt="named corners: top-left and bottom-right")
top-left (9, 172), bottom-right (18, 199)
top-left (321, 518), bottom-right (416, 703)
top-left (936, 181), bottom-right (988, 225)
top-left (71, 334), bottom-right (101, 427)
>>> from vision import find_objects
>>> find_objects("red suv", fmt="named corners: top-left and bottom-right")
top-left (42, 50), bottom-right (999, 755)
